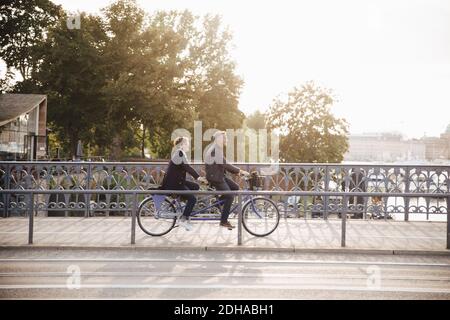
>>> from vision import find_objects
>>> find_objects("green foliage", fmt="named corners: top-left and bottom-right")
top-left (193, 15), bottom-right (244, 131)
top-left (266, 81), bottom-right (349, 163)
top-left (0, 68), bottom-right (14, 93)
top-left (0, 0), bottom-right (62, 80)
top-left (0, 0), bottom-right (244, 160)
top-left (1, 0), bottom-right (349, 164)
top-left (246, 110), bottom-right (266, 130)
top-left (38, 13), bottom-right (108, 157)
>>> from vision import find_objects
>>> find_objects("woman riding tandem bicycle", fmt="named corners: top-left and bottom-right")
top-left (137, 134), bottom-right (280, 237)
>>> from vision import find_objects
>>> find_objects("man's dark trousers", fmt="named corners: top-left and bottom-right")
top-left (210, 177), bottom-right (239, 223)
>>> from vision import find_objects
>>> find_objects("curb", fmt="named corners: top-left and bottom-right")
top-left (0, 244), bottom-right (449, 256)
top-left (392, 249), bottom-right (450, 256)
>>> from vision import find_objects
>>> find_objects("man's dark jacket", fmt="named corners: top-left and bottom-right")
top-left (204, 144), bottom-right (240, 183)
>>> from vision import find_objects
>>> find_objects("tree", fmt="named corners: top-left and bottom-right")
top-left (191, 15), bottom-right (244, 131)
top-left (0, 67), bottom-right (14, 93)
top-left (0, 0), bottom-right (62, 80)
top-left (266, 81), bottom-right (349, 163)
top-left (131, 10), bottom-right (198, 158)
top-left (37, 13), bottom-right (108, 157)
top-left (101, 2), bottom-right (199, 159)
top-left (2, 0), bottom-right (245, 160)
top-left (101, 2), bottom-right (244, 159)
top-left (99, 0), bottom-right (146, 160)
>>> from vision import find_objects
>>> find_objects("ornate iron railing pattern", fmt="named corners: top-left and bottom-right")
top-left (1, 161), bottom-right (449, 219)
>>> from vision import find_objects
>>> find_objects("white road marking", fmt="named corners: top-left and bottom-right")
top-left (0, 258), bottom-right (449, 267)
top-left (0, 271), bottom-right (449, 282)
top-left (0, 284), bottom-right (449, 294)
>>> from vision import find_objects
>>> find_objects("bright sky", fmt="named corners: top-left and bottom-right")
top-left (23, 1), bottom-right (450, 138)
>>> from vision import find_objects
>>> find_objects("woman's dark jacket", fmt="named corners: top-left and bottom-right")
top-left (161, 150), bottom-right (199, 189)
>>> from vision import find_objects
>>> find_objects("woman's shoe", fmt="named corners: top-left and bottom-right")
top-left (179, 217), bottom-right (193, 231)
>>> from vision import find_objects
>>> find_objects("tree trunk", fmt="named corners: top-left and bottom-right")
top-left (69, 131), bottom-right (79, 160)
top-left (141, 126), bottom-right (146, 159)
top-left (111, 134), bottom-right (122, 161)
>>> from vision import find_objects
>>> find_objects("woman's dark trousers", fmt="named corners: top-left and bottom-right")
top-left (180, 181), bottom-right (200, 218)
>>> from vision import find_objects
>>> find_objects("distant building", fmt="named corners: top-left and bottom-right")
top-left (344, 132), bottom-right (426, 163)
top-left (421, 137), bottom-right (445, 161)
top-left (420, 125), bottom-right (450, 162)
top-left (438, 124), bottom-right (450, 159)
top-left (0, 94), bottom-right (48, 160)
top-left (345, 127), bottom-right (450, 163)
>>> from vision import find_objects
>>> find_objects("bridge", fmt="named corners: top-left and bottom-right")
top-left (1, 161), bottom-right (449, 246)
top-left (0, 161), bottom-right (449, 299)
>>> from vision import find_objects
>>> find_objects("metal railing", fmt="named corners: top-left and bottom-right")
top-left (1, 189), bottom-right (448, 249)
top-left (1, 161), bottom-right (449, 220)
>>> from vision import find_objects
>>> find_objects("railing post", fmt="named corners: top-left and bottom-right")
top-left (85, 163), bottom-right (92, 218)
top-left (28, 192), bottom-right (34, 245)
top-left (4, 162), bottom-right (10, 218)
top-left (404, 167), bottom-right (410, 222)
top-left (447, 195), bottom-right (449, 250)
top-left (237, 193), bottom-right (243, 246)
top-left (131, 192), bottom-right (137, 245)
top-left (324, 165), bottom-right (329, 220)
top-left (341, 195), bottom-right (347, 248)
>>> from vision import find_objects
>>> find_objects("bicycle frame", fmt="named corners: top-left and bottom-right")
top-left (169, 192), bottom-right (265, 221)
top-left (139, 178), bottom-right (281, 237)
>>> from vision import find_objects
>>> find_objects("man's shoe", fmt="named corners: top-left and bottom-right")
top-left (219, 221), bottom-right (234, 230)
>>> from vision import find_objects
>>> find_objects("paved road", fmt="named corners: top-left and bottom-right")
top-left (0, 248), bottom-right (449, 299)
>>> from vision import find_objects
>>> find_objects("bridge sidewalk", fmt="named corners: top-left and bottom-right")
top-left (0, 217), bottom-right (448, 255)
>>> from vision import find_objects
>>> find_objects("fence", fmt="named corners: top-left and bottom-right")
top-left (1, 189), bottom-right (448, 249)
top-left (1, 161), bottom-right (449, 220)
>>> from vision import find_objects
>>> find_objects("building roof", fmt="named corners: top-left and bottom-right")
top-left (0, 94), bottom-right (47, 127)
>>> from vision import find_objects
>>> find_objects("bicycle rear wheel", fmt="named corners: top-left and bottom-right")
top-left (137, 196), bottom-right (177, 236)
top-left (242, 197), bottom-right (280, 237)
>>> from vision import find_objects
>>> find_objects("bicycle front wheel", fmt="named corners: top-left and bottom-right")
top-left (137, 196), bottom-right (177, 236)
top-left (242, 197), bottom-right (280, 237)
